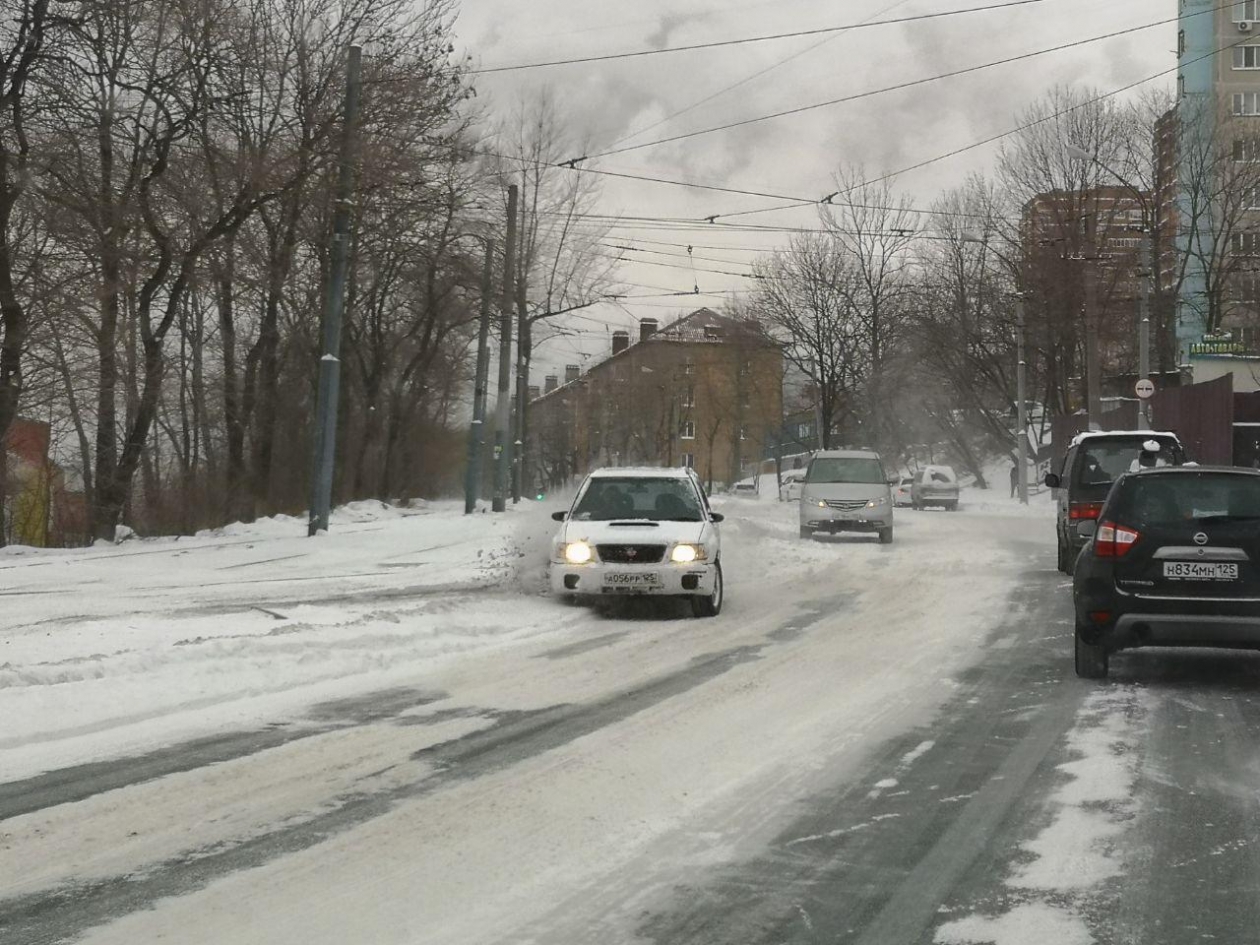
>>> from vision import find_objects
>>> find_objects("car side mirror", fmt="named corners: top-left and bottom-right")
top-left (551, 511), bottom-right (568, 522)
top-left (1078, 519), bottom-right (1097, 539)
top-left (1044, 473), bottom-right (1061, 489)
top-left (710, 512), bottom-right (725, 523)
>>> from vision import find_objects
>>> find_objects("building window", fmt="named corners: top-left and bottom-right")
top-left (681, 452), bottom-right (695, 468)
top-left (1233, 232), bottom-right (1260, 255)
top-left (1246, 186), bottom-right (1260, 209)
top-left (1234, 138), bottom-right (1260, 162)
top-left (703, 325), bottom-right (721, 340)
top-left (797, 422), bottom-right (814, 439)
top-left (739, 426), bottom-right (748, 441)
top-left (680, 421), bottom-right (695, 440)
top-left (1235, 0), bottom-right (1260, 22)
top-left (681, 385), bottom-right (695, 408)
top-left (683, 359), bottom-right (695, 375)
top-left (1233, 92), bottom-right (1260, 116)
top-left (1236, 46), bottom-right (1260, 69)
top-left (1178, 29), bottom-right (1185, 56)
top-left (1239, 271), bottom-right (1260, 303)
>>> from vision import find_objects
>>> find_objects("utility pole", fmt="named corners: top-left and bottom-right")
top-left (513, 273), bottom-right (528, 504)
top-left (464, 239), bottom-right (494, 514)
top-left (1016, 294), bottom-right (1029, 505)
top-left (492, 185), bottom-right (518, 513)
top-left (1138, 227), bottom-right (1153, 429)
top-left (1083, 211), bottom-right (1103, 428)
top-left (308, 45), bottom-right (361, 537)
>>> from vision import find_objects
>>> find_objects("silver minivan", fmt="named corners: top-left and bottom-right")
top-left (799, 449), bottom-right (895, 543)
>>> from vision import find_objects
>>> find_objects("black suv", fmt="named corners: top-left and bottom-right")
top-left (1046, 431), bottom-right (1185, 574)
top-left (1072, 466), bottom-right (1260, 679)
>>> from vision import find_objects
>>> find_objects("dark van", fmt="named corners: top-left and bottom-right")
top-left (1045, 431), bottom-right (1186, 574)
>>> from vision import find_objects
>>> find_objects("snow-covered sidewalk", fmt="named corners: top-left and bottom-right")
top-left (0, 501), bottom-right (568, 780)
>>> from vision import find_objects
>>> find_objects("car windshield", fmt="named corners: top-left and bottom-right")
top-left (1075, 439), bottom-right (1178, 488)
top-left (1111, 473), bottom-right (1260, 526)
top-left (807, 457), bottom-right (885, 485)
top-left (571, 477), bottom-right (705, 521)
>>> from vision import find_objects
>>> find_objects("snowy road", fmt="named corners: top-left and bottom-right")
top-left (4, 495), bottom-right (1260, 943)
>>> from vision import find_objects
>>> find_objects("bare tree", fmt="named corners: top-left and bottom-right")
top-left (748, 231), bottom-right (861, 449)
top-left (0, 0), bottom-right (57, 545)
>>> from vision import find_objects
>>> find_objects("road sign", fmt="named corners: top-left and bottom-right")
top-left (1135, 378), bottom-right (1156, 400)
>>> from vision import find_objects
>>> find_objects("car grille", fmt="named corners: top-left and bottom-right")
top-left (825, 499), bottom-right (869, 511)
top-left (597, 544), bottom-right (666, 564)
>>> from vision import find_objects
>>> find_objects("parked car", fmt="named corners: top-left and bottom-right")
top-left (893, 476), bottom-right (915, 507)
top-left (1072, 465), bottom-right (1260, 678)
top-left (1046, 431), bottom-right (1186, 575)
top-left (779, 468), bottom-right (806, 502)
top-left (911, 465), bottom-right (960, 510)
top-left (799, 449), bottom-right (894, 544)
top-left (550, 466), bottom-right (724, 617)
top-left (731, 479), bottom-right (759, 497)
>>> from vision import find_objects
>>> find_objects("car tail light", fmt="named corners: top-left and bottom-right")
top-left (1095, 521), bottom-right (1140, 557)
top-left (1069, 502), bottom-right (1104, 521)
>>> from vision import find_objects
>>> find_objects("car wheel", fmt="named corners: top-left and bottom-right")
top-left (1056, 534), bottom-right (1068, 573)
top-left (1064, 543), bottom-right (1076, 577)
top-left (691, 562), bottom-right (723, 617)
top-left (879, 526), bottom-right (894, 545)
top-left (1074, 627), bottom-right (1109, 679)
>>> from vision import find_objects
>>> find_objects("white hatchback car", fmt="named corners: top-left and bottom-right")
top-left (550, 467), bottom-right (724, 617)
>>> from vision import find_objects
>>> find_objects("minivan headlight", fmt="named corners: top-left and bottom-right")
top-left (563, 542), bottom-right (593, 564)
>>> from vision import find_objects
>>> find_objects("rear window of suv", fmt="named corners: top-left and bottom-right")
top-left (1110, 472), bottom-right (1260, 527)
top-left (1074, 438), bottom-right (1180, 489)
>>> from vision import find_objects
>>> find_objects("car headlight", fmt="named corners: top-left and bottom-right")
top-left (866, 496), bottom-right (888, 508)
top-left (671, 543), bottom-right (707, 563)
top-left (563, 542), bottom-right (593, 564)
top-left (817, 500), bottom-right (827, 508)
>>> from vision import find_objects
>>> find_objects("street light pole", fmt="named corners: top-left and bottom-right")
top-left (465, 239), bottom-right (494, 514)
top-left (1083, 210), bottom-right (1103, 428)
top-left (493, 185), bottom-right (518, 513)
top-left (1016, 294), bottom-right (1029, 505)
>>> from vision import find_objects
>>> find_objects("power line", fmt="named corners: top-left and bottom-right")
top-left (470, 0), bottom-right (1056, 75)
top-left (607, 0), bottom-right (915, 150)
top-left (588, 13), bottom-right (1195, 160)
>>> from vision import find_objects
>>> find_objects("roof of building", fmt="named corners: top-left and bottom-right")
top-left (530, 307), bottom-right (777, 405)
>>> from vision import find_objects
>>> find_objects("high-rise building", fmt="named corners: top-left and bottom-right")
top-left (1173, 0), bottom-right (1260, 360)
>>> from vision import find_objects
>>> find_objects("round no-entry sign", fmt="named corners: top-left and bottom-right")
top-left (1135, 378), bottom-right (1156, 399)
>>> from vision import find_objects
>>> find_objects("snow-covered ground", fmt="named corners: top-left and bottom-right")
top-left (4, 485), bottom-right (1066, 942)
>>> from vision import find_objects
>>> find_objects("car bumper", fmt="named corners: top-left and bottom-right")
top-left (914, 491), bottom-right (958, 504)
top-left (550, 560), bottom-right (718, 597)
top-left (801, 508), bottom-right (893, 532)
top-left (1076, 575), bottom-right (1260, 651)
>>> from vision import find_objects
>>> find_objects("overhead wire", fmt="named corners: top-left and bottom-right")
top-left (606, 0), bottom-right (915, 150)
top-left (585, 11), bottom-right (1202, 160)
top-left (468, 0), bottom-right (1057, 75)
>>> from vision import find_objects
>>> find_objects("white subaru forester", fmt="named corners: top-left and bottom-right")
top-left (550, 467), bottom-right (724, 617)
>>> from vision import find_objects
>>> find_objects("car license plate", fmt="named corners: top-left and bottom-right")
top-left (1163, 561), bottom-right (1239, 581)
top-left (604, 572), bottom-right (661, 587)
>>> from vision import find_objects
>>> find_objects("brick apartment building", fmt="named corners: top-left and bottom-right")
top-left (1021, 186), bottom-right (1152, 388)
top-left (528, 308), bottom-right (783, 490)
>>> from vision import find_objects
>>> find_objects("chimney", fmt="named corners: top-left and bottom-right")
top-left (612, 330), bottom-right (631, 355)
top-left (528, 385), bottom-right (540, 401)
top-left (639, 319), bottom-right (658, 343)
top-left (565, 363), bottom-right (580, 385)
top-left (544, 374), bottom-right (559, 394)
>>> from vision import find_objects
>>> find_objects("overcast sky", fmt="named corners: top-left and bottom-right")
top-left (453, 0), bottom-right (1176, 382)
